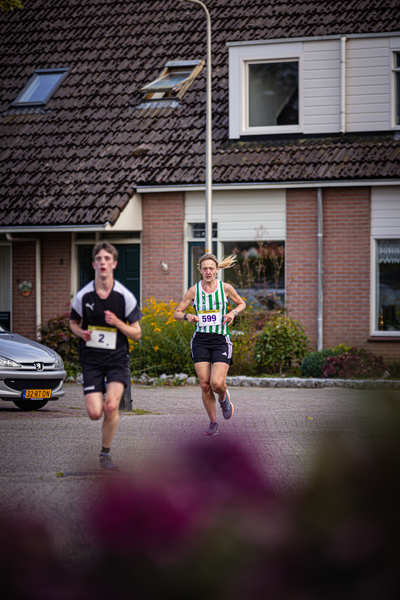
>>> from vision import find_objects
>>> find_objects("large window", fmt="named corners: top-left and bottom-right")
top-left (248, 61), bottom-right (299, 128)
top-left (376, 240), bottom-right (400, 332)
top-left (223, 241), bottom-right (285, 309)
top-left (394, 52), bottom-right (400, 127)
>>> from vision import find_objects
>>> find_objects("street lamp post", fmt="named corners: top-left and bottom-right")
top-left (180, 0), bottom-right (213, 254)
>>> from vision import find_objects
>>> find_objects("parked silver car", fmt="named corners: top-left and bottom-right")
top-left (0, 324), bottom-right (66, 410)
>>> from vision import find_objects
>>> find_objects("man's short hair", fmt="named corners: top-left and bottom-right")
top-left (92, 241), bottom-right (118, 262)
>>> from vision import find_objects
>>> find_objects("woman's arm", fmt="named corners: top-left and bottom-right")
top-left (173, 286), bottom-right (198, 324)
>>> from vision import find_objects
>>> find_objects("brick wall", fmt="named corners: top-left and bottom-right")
top-left (141, 192), bottom-right (185, 304)
top-left (286, 189), bottom-right (319, 348)
top-left (12, 241), bottom-right (37, 340)
top-left (41, 233), bottom-right (72, 323)
top-left (11, 234), bottom-right (71, 340)
top-left (287, 187), bottom-right (399, 362)
top-left (323, 187), bottom-right (371, 350)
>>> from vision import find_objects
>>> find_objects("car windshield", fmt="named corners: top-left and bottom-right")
top-left (0, 324), bottom-right (10, 333)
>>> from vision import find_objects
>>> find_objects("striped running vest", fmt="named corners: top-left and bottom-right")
top-left (193, 280), bottom-right (230, 336)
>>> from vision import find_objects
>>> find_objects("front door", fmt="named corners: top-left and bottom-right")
top-left (78, 243), bottom-right (140, 303)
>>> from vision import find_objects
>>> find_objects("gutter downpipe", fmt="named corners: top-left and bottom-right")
top-left (340, 36), bottom-right (347, 134)
top-left (6, 234), bottom-right (41, 339)
top-left (317, 188), bottom-right (323, 351)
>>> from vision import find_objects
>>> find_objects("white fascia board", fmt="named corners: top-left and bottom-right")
top-left (0, 224), bottom-right (109, 233)
top-left (226, 31), bottom-right (400, 48)
top-left (137, 179), bottom-right (400, 193)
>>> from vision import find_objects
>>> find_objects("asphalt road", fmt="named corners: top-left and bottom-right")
top-left (1, 383), bottom-right (398, 566)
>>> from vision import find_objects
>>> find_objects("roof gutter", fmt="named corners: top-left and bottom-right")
top-left (0, 223), bottom-right (110, 233)
top-left (226, 31), bottom-right (400, 47)
top-left (6, 234), bottom-right (41, 340)
top-left (136, 179), bottom-right (400, 193)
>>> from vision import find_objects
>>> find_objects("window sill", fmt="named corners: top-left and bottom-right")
top-left (368, 336), bottom-right (400, 343)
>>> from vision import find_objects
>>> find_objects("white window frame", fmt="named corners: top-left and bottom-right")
top-left (392, 50), bottom-right (400, 129)
top-left (370, 236), bottom-right (400, 337)
top-left (244, 58), bottom-right (301, 134)
top-left (229, 42), bottom-right (303, 138)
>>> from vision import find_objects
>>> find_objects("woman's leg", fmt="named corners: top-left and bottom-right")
top-left (210, 362), bottom-right (230, 402)
top-left (195, 361), bottom-right (217, 422)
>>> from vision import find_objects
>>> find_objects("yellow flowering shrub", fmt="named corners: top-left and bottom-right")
top-left (129, 297), bottom-right (196, 377)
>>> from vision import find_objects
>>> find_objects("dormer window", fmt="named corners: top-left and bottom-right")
top-left (248, 61), bottom-right (299, 128)
top-left (141, 60), bottom-right (204, 100)
top-left (12, 68), bottom-right (69, 107)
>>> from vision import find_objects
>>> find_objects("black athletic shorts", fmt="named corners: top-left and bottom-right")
top-left (80, 352), bottom-right (130, 395)
top-left (191, 332), bottom-right (233, 365)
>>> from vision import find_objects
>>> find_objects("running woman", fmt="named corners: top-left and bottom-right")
top-left (70, 242), bottom-right (142, 471)
top-left (173, 253), bottom-right (246, 436)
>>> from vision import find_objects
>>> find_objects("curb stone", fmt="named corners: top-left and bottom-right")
top-left (225, 376), bottom-right (400, 390)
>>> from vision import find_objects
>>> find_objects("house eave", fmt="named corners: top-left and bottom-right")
top-left (0, 223), bottom-right (109, 233)
top-left (137, 179), bottom-right (400, 194)
top-left (226, 30), bottom-right (400, 47)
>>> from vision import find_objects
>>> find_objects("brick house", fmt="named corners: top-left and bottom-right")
top-left (1, 0), bottom-right (400, 362)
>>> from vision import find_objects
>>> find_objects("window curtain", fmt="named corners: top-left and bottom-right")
top-left (377, 239), bottom-right (400, 263)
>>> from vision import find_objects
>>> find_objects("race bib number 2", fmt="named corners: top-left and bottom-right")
top-left (198, 309), bottom-right (222, 326)
top-left (86, 326), bottom-right (117, 350)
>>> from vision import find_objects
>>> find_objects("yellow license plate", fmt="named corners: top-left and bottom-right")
top-left (23, 389), bottom-right (51, 399)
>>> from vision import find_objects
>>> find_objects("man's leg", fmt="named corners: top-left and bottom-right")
top-left (102, 380), bottom-right (124, 448)
top-left (195, 361), bottom-right (216, 422)
top-left (85, 392), bottom-right (104, 421)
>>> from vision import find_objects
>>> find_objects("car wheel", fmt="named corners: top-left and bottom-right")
top-left (13, 400), bottom-right (48, 411)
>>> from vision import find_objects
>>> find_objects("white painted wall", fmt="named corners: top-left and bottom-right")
top-left (371, 186), bottom-right (400, 237)
top-left (303, 40), bottom-right (341, 134)
top-left (185, 189), bottom-right (286, 241)
top-left (346, 37), bottom-right (391, 132)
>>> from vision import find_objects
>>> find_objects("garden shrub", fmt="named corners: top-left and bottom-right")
top-left (130, 297), bottom-right (196, 378)
top-left (300, 344), bottom-right (351, 378)
top-left (39, 313), bottom-right (79, 365)
top-left (255, 313), bottom-right (311, 375)
top-left (322, 348), bottom-right (388, 379)
top-left (229, 304), bottom-right (271, 377)
top-left (325, 348), bottom-right (388, 379)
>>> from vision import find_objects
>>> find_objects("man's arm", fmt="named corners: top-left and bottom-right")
top-left (104, 311), bottom-right (141, 341)
top-left (69, 319), bottom-right (91, 342)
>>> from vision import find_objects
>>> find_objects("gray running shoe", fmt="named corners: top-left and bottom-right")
top-left (99, 453), bottom-right (121, 472)
top-left (204, 422), bottom-right (219, 436)
top-left (219, 390), bottom-right (234, 420)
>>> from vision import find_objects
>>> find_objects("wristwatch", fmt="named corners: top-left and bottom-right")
top-left (233, 309), bottom-right (238, 316)
top-left (183, 314), bottom-right (188, 321)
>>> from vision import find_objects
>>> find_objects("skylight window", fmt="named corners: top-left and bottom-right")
top-left (13, 68), bottom-right (69, 106)
top-left (141, 60), bottom-right (204, 100)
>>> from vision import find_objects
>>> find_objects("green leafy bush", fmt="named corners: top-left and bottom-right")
top-left (301, 344), bottom-right (351, 378)
top-left (229, 306), bottom-right (271, 377)
top-left (255, 313), bottom-right (311, 375)
top-left (39, 313), bottom-right (79, 364)
top-left (322, 348), bottom-right (388, 379)
top-left (130, 297), bottom-right (195, 377)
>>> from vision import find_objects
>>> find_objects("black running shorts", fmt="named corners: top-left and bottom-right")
top-left (80, 352), bottom-right (130, 395)
top-left (191, 332), bottom-right (233, 365)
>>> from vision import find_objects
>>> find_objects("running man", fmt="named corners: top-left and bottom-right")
top-left (70, 242), bottom-right (142, 471)
top-left (173, 253), bottom-right (246, 436)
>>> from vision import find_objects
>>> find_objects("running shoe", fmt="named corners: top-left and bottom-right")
top-left (219, 390), bottom-right (234, 420)
top-left (204, 422), bottom-right (219, 436)
top-left (99, 452), bottom-right (121, 472)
